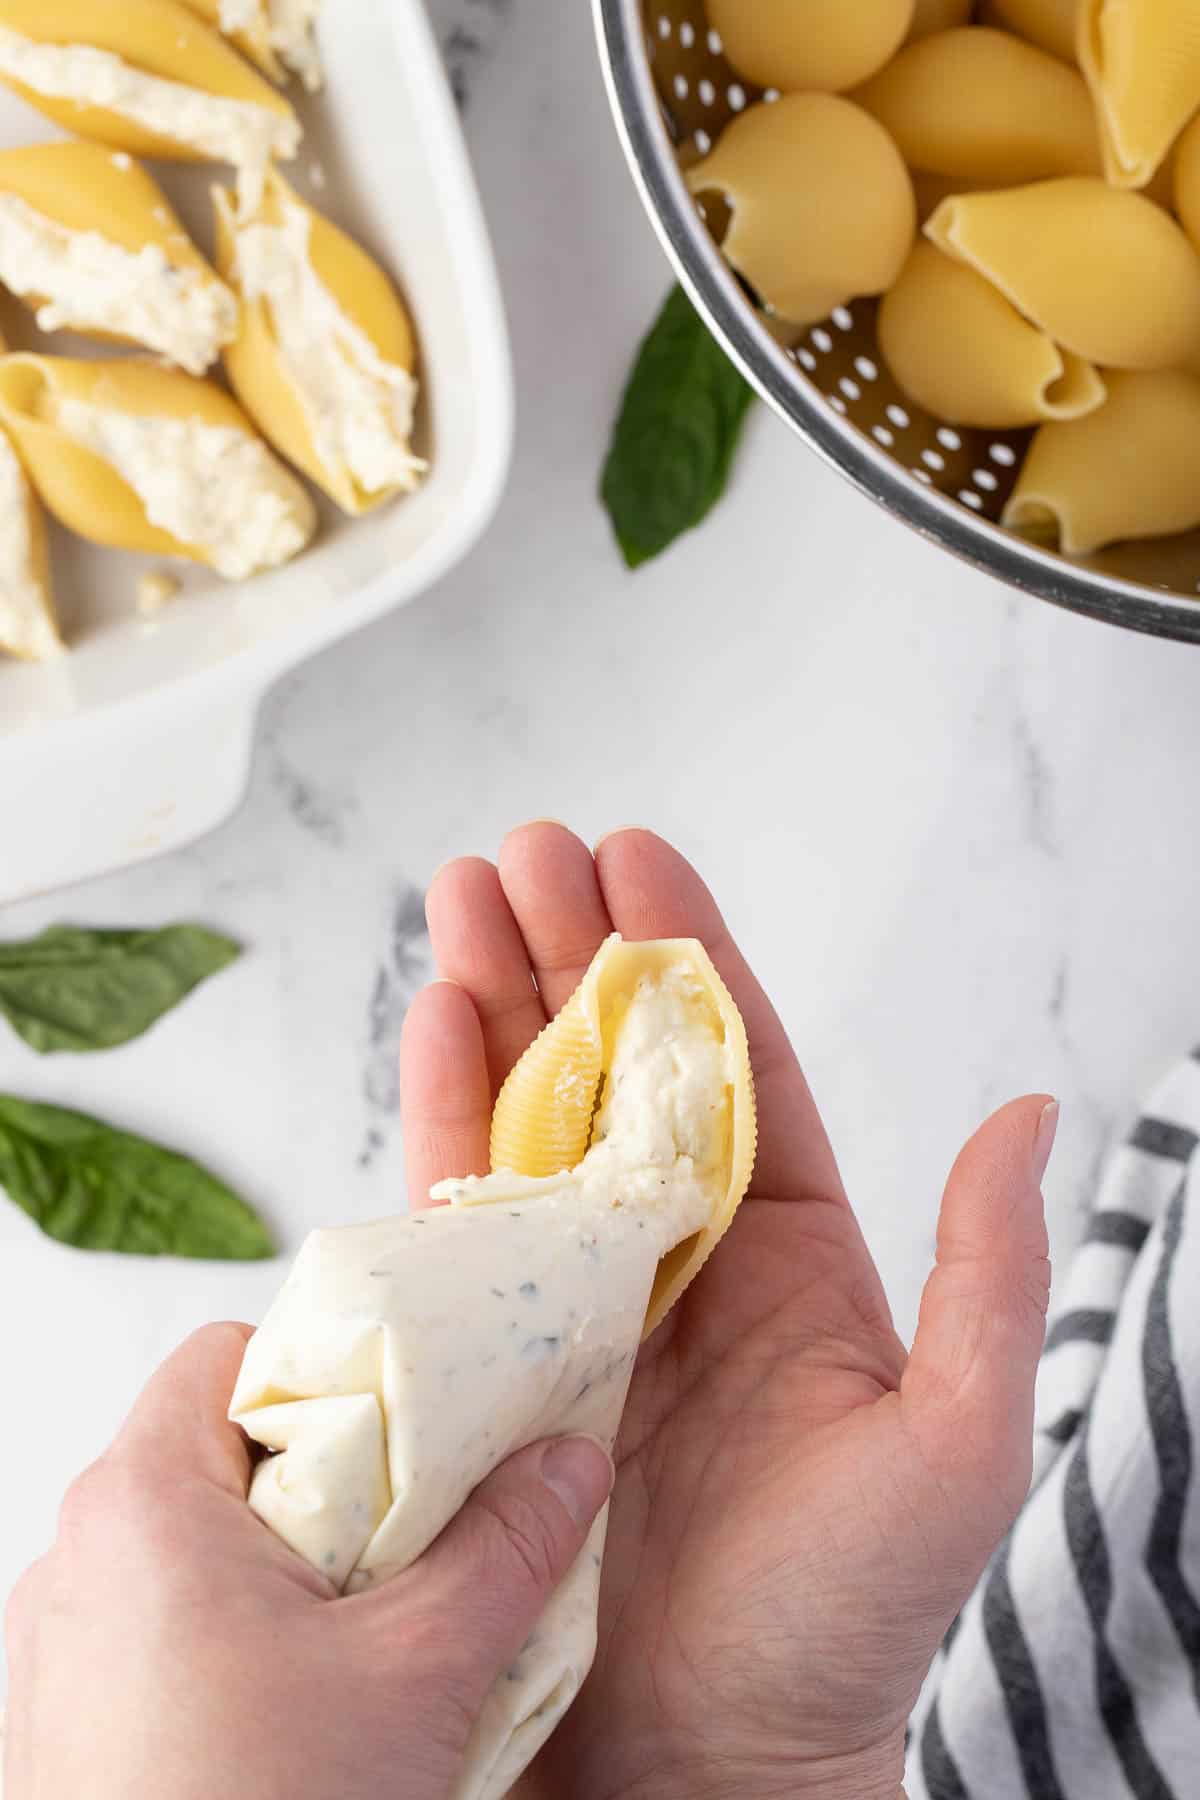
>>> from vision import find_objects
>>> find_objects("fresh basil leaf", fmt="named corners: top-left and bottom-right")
top-left (0, 924), bottom-right (240, 1054)
top-left (0, 1096), bottom-right (273, 1259)
top-left (601, 284), bottom-right (755, 568)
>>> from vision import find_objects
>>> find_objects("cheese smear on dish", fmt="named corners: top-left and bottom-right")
top-left (229, 965), bottom-right (734, 1800)
top-left (0, 193), bottom-right (238, 375)
top-left (54, 397), bottom-right (314, 580)
top-left (221, 0), bottom-right (323, 91)
top-left (0, 435), bottom-right (58, 661)
top-left (0, 29), bottom-right (299, 207)
top-left (232, 196), bottom-right (424, 497)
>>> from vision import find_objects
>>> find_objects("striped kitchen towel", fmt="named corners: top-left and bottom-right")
top-left (907, 1056), bottom-right (1200, 1800)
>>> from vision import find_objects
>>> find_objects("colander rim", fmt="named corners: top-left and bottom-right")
top-left (593, 0), bottom-right (1200, 644)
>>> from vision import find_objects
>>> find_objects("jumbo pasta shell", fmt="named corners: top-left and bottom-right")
top-left (181, 0), bottom-right (322, 92)
top-left (708, 0), bottom-right (914, 93)
top-left (215, 169), bottom-right (421, 514)
top-left (179, 0), bottom-right (286, 85)
top-left (0, 353), bottom-right (315, 576)
top-left (0, 423), bottom-right (60, 661)
top-left (979, 0), bottom-right (1079, 64)
top-left (1079, 0), bottom-right (1200, 190)
top-left (490, 935), bottom-right (757, 1338)
top-left (0, 139), bottom-right (236, 372)
top-left (906, 0), bottom-right (972, 41)
top-left (0, 0), bottom-right (298, 174)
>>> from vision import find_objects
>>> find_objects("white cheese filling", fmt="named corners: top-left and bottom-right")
top-left (0, 436), bottom-right (58, 661)
top-left (0, 29), bottom-right (299, 209)
top-left (221, 0), bottom-right (323, 92)
top-left (55, 397), bottom-right (313, 580)
top-left (0, 192), bottom-right (238, 376)
top-left (233, 198), bottom-right (425, 497)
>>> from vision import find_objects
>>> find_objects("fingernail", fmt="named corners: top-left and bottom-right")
top-left (541, 1435), bottom-right (614, 1528)
top-left (1032, 1100), bottom-right (1059, 1186)
top-left (593, 826), bottom-right (652, 855)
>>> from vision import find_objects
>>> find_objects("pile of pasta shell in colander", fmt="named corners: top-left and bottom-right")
top-left (692, 0), bottom-right (1200, 561)
top-left (0, 0), bottom-right (425, 663)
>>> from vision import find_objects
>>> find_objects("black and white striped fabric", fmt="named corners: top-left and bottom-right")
top-left (907, 1058), bottom-right (1200, 1800)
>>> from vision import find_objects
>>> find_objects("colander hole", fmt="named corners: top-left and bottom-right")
top-left (707, 27), bottom-right (723, 52)
top-left (936, 427), bottom-right (962, 451)
top-left (839, 377), bottom-right (861, 401)
top-left (922, 449), bottom-right (946, 471)
top-left (797, 348), bottom-right (817, 369)
top-left (989, 442), bottom-right (1017, 466)
top-left (873, 425), bottom-right (894, 446)
top-left (679, 21), bottom-right (695, 46)
top-left (959, 489), bottom-right (984, 509)
top-left (829, 395), bottom-right (847, 414)
top-left (693, 127), bottom-right (712, 152)
top-left (727, 83), bottom-right (747, 110)
top-left (673, 73), bottom-right (689, 98)
top-left (657, 13), bottom-right (671, 38)
top-left (913, 467), bottom-right (933, 484)
top-left (811, 327), bottom-right (833, 352)
top-left (887, 404), bottom-right (911, 429)
top-left (832, 306), bottom-right (853, 331)
top-left (973, 467), bottom-right (999, 491)
top-left (763, 87), bottom-right (781, 102)
top-left (698, 77), bottom-right (715, 105)
top-left (855, 357), bottom-right (879, 381)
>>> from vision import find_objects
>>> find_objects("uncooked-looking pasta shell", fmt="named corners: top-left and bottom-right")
top-left (1173, 111), bottom-right (1200, 257)
top-left (979, 0), bottom-right (1079, 64)
top-left (490, 935), bottom-right (757, 1339)
top-left (686, 95), bottom-right (915, 326)
top-left (926, 179), bottom-right (1200, 371)
top-left (0, 0), bottom-right (297, 164)
top-left (907, 0), bottom-right (972, 40)
top-left (878, 241), bottom-right (1106, 430)
top-left (853, 28), bottom-right (1101, 184)
top-left (1003, 369), bottom-right (1200, 554)
top-left (707, 0), bottom-right (914, 93)
top-left (1079, 0), bottom-right (1200, 190)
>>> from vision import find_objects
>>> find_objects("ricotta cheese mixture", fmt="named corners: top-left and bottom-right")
top-left (0, 193), bottom-right (238, 375)
top-left (233, 197), bottom-right (425, 497)
top-left (0, 436), bottom-right (58, 660)
top-left (55, 398), bottom-right (314, 580)
top-left (221, 0), bottom-right (323, 92)
top-left (229, 965), bottom-right (733, 1800)
top-left (0, 29), bottom-right (299, 209)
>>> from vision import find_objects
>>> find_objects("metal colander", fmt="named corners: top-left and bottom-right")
top-left (594, 0), bottom-right (1200, 641)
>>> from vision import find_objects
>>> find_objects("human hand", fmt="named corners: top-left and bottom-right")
top-left (3, 1323), bottom-right (613, 1800)
top-left (404, 823), bottom-right (1055, 1800)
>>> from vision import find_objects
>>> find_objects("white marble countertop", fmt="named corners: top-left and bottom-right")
top-left (4, 0), bottom-right (1200, 1687)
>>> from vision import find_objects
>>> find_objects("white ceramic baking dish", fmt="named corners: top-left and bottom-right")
top-left (0, 0), bottom-right (513, 904)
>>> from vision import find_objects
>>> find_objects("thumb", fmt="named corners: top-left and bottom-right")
top-left (368, 1435), bottom-right (613, 1719)
top-left (903, 1095), bottom-right (1056, 1534)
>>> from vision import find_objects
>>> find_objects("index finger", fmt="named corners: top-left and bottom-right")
top-left (593, 828), bottom-right (846, 1208)
top-left (110, 1322), bottom-right (255, 1497)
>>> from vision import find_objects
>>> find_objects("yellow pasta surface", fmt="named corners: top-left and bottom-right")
top-left (926, 179), bottom-right (1200, 371)
top-left (854, 28), bottom-right (1101, 184)
top-left (178, 0), bottom-right (284, 84)
top-left (1080, 0), bottom-right (1200, 190)
top-left (708, 0), bottom-right (915, 94)
top-left (1174, 111), bottom-right (1200, 257)
top-left (879, 241), bottom-right (1106, 429)
top-left (0, 340), bottom-right (59, 663)
top-left (907, 0), bottom-right (973, 41)
top-left (687, 95), bottom-right (915, 326)
top-left (1004, 369), bottom-right (1200, 553)
top-left (980, 0), bottom-right (1079, 64)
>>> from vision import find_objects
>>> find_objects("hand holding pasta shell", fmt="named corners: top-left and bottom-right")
top-left (0, 354), bottom-right (315, 578)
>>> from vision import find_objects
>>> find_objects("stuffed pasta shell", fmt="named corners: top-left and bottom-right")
top-left (0, 340), bottom-right (59, 662)
top-left (215, 170), bottom-right (424, 514)
top-left (0, 140), bottom-right (236, 374)
top-left (0, 354), bottom-right (315, 579)
top-left (0, 0), bottom-right (299, 209)
top-left (182, 0), bottom-right (322, 93)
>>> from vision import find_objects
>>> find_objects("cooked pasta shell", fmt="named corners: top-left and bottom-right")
top-left (1079, 0), bottom-right (1200, 189)
top-left (1173, 110), bottom-right (1200, 257)
top-left (0, 0), bottom-right (299, 200)
top-left (926, 179), bottom-right (1200, 372)
top-left (879, 242), bottom-right (1106, 430)
top-left (180, 0), bottom-right (322, 93)
top-left (490, 935), bottom-right (756, 1338)
top-left (854, 29), bottom-right (1101, 184)
top-left (1004, 369), bottom-right (1200, 554)
top-left (708, 0), bottom-right (914, 93)
top-left (0, 139), bottom-right (236, 374)
top-left (686, 95), bottom-right (915, 326)
top-left (214, 170), bottom-right (422, 514)
top-left (907, 0), bottom-right (972, 39)
top-left (0, 353), bottom-right (315, 578)
top-left (0, 423), bottom-right (60, 661)
top-left (979, 0), bottom-right (1079, 64)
